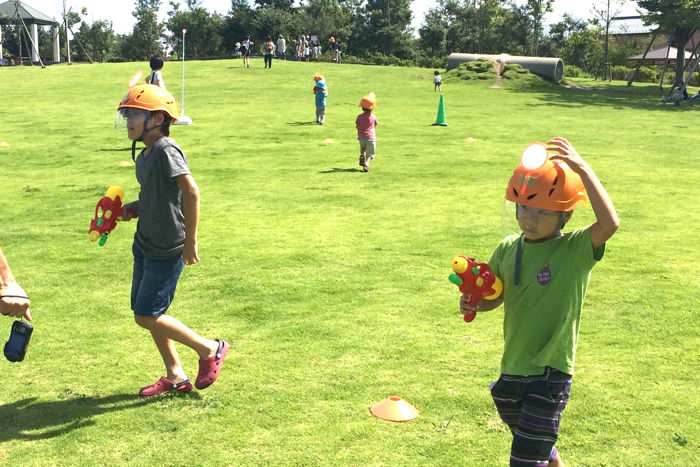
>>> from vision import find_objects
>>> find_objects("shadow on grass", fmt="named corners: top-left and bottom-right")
top-left (0, 392), bottom-right (200, 442)
top-left (509, 80), bottom-right (698, 113)
top-left (319, 167), bottom-right (364, 174)
top-left (287, 121), bottom-right (317, 126)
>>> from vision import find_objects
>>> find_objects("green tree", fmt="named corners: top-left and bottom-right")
top-left (221, 0), bottom-right (255, 51)
top-left (72, 20), bottom-right (117, 62)
top-left (121, 0), bottom-right (164, 60)
top-left (561, 26), bottom-right (604, 75)
top-left (303, 0), bottom-right (353, 45)
top-left (419, 7), bottom-right (448, 57)
top-left (351, 0), bottom-right (414, 58)
top-left (525, 0), bottom-right (553, 55)
top-left (166, 0), bottom-right (225, 58)
top-left (636, 0), bottom-right (700, 87)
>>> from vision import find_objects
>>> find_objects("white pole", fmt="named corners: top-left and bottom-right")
top-left (182, 28), bottom-right (186, 115)
top-left (53, 26), bottom-right (60, 63)
top-left (174, 28), bottom-right (192, 125)
top-left (30, 23), bottom-right (39, 63)
top-left (63, 0), bottom-right (71, 64)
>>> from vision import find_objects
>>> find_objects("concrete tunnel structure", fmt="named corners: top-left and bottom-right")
top-left (447, 53), bottom-right (565, 83)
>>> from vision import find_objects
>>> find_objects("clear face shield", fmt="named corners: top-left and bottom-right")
top-left (503, 202), bottom-right (567, 238)
top-left (114, 108), bottom-right (150, 130)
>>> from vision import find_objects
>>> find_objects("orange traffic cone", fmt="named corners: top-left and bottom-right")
top-left (370, 396), bottom-right (419, 422)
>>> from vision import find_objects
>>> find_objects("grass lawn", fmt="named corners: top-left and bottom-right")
top-left (0, 58), bottom-right (698, 466)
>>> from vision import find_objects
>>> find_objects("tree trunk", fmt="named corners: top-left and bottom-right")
top-left (675, 38), bottom-right (686, 88)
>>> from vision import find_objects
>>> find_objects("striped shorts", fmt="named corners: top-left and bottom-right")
top-left (490, 367), bottom-right (572, 466)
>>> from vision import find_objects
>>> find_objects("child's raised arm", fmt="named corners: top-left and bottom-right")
top-left (547, 137), bottom-right (620, 249)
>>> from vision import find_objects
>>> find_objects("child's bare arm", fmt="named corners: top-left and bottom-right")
top-left (177, 174), bottom-right (200, 265)
top-left (547, 137), bottom-right (620, 249)
top-left (0, 248), bottom-right (31, 320)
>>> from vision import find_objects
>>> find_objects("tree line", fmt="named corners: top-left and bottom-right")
top-left (1, 0), bottom-right (698, 82)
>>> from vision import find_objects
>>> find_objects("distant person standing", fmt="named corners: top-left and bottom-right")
top-left (241, 36), bottom-right (254, 68)
top-left (313, 73), bottom-right (328, 125)
top-left (335, 40), bottom-right (342, 64)
top-left (263, 36), bottom-right (275, 69)
top-left (303, 35), bottom-right (310, 61)
top-left (329, 36), bottom-right (337, 62)
top-left (146, 56), bottom-right (166, 89)
top-left (276, 35), bottom-right (287, 60)
top-left (434, 70), bottom-right (442, 92)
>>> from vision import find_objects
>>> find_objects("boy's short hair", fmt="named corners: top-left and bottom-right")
top-left (434, 70), bottom-right (440, 75)
top-left (150, 56), bottom-right (164, 71)
top-left (158, 111), bottom-right (172, 136)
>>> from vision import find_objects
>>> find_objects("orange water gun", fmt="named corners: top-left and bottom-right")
top-left (449, 256), bottom-right (503, 322)
top-left (88, 186), bottom-right (125, 246)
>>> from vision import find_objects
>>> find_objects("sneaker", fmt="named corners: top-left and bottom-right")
top-left (139, 377), bottom-right (193, 397)
top-left (359, 155), bottom-right (365, 167)
top-left (195, 339), bottom-right (230, 390)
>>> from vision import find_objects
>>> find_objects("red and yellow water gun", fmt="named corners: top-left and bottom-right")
top-left (89, 186), bottom-right (125, 247)
top-left (449, 256), bottom-right (503, 322)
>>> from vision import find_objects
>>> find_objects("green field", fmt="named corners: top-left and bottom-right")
top-left (0, 58), bottom-right (698, 466)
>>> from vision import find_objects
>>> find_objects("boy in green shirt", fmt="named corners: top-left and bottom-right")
top-left (461, 138), bottom-right (619, 467)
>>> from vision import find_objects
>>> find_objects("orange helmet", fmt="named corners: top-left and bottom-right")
top-left (360, 92), bottom-right (376, 110)
top-left (505, 143), bottom-right (586, 212)
top-left (118, 84), bottom-right (179, 121)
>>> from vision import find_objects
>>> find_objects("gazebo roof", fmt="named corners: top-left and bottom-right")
top-left (628, 46), bottom-right (695, 64)
top-left (0, 0), bottom-right (59, 26)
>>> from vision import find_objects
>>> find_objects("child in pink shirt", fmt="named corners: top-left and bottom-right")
top-left (355, 92), bottom-right (378, 172)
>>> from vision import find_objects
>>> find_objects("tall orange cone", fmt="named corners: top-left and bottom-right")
top-left (432, 94), bottom-right (448, 126)
top-left (370, 396), bottom-right (419, 422)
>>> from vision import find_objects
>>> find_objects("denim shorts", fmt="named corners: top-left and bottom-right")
top-left (131, 243), bottom-right (184, 317)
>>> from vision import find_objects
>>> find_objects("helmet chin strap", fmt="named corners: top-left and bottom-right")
top-left (131, 113), bottom-right (165, 162)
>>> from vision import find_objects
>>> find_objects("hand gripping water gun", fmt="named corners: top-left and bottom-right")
top-left (89, 186), bottom-right (125, 246)
top-left (449, 256), bottom-right (503, 323)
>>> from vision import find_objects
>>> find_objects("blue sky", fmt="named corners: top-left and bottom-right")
top-left (23, 0), bottom-right (642, 35)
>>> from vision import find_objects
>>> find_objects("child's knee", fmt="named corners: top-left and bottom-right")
top-left (134, 314), bottom-right (156, 329)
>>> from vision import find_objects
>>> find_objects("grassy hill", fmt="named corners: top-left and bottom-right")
top-left (0, 58), bottom-right (698, 466)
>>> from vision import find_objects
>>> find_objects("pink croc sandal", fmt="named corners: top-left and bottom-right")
top-left (139, 377), bottom-right (193, 397)
top-left (195, 340), bottom-right (230, 390)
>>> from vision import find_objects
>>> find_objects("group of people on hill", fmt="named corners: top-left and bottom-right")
top-left (233, 34), bottom-right (342, 65)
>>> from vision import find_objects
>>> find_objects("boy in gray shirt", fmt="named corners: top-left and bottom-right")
top-left (117, 84), bottom-right (230, 397)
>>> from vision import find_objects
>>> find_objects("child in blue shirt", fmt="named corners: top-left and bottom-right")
top-left (313, 74), bottom-right (328, 124)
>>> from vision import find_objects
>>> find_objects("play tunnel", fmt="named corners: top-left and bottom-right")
top-left (447, 53), bottom-right (565, 83)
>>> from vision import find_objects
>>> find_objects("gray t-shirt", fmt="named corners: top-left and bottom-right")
top-left (134, 137), bottom-right (191, 257)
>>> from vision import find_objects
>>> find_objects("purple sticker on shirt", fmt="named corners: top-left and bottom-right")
top-left (537, 265), bottom-right (552, 285)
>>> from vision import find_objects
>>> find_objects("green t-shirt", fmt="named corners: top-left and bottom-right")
top-left (488, 227), bottom-right (605, 376)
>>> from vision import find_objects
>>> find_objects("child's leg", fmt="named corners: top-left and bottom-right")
top-left (149, 330), bottom-right (186, 382)
top-left (136, 314), bottom-right (218, 360)
top-left (132, 249), bottom-right (219, 376)
top-left (367, 141), bottom-right (376, 161)
top-left (510, 371), bottom-right (572, 467)
top-left (358, 140), bottom-right (367, 166)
